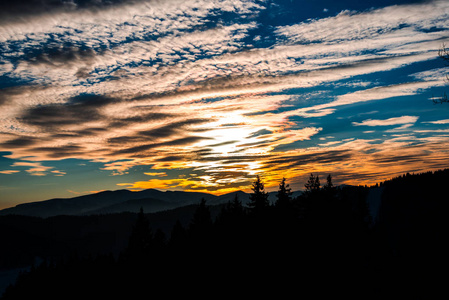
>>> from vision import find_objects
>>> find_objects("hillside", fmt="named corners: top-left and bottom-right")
top-left (1, 169), bottom-right (448, 298)
top-left (0, 189), bottom-right (220, 218)
top-left (0, 189), bottom-right (302, 218)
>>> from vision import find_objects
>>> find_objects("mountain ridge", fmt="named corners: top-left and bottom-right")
top-left (0, 189), bottom-right (303, 218)
top-left (0, 189), bottom-right (217, 218)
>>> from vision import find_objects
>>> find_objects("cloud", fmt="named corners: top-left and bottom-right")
top-left (412, 68), bottom-right (449, 81)
top-left (51, 170), bottom-right (66, 176)
top-left (20, 94), bottom-right (115, 130)
top-left (385, 123), bottom-right (415, 132)
top-left (261, 134), bottom-right (449, 188)
top-left (139, 118), bottom-right (211, 138)
top-left (287, 81), bottom-right (443, 119)
top-left (415, 129), bottom-right (449, 133)
top-left (117, 178), bottom-right (194, 190)
top-left (2, 0), bottom-right (446, 105)
top-left (275, 1), bottom-right (449, 44)
top-left (67, 189), bottom-right (81, 195)
top-left (144, 172), bottom-right (167, 177)
top-left (113, 136), bottom-right (212, 156)
top-left (0, 0), bottom-right (144, 20)
top-left (2, 137), bottom-right (38, 148)
top-left (11, 161), bottom-right (54, 176)
top-left (0, 170), bottom-right (20, 174)
top-left (30, 145), bottom-right (86, 159)
top-left (424, 119), bottom-right (449, 124)
top-left (118, 170), bottom-right (254, 194)
top-left (352, 116), bottom-right (419, 127)
top-left (0, 1), bottom-right (445, 126)
top-left (264, 149), bottom-right (353, 169)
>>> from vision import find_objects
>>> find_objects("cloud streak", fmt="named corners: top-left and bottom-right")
top-left (352, 116), bottom-right (419, 126)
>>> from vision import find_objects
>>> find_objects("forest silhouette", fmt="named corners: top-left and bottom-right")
top-left (1, 169), bottom-right (447, 299)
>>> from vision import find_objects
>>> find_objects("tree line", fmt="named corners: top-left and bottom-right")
top-left (2, 170), bottom-right (447, 299)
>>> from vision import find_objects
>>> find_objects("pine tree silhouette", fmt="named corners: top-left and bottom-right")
top-left (230, 193), bottom-right (245, 222)
top-left (248, 175), bottom-right (269, 214)
top-left (304, 173), bottom-right (320, 194)
top-left (189, 198), bottom-right (213, 243)
top-left (275, 177), bottom-right (292, 210)
top-left (323, 174), bottom-right (334, 190)
top-left (322, 174), bottom-right (337, 200)
top-left (124, 207), bottom-right (152, 263)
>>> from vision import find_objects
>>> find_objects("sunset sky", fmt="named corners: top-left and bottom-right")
top-left (1, 0), bottom-right (449, 209)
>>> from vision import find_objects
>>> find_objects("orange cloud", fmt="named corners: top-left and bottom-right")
top-left (0, 170), bottom-right (20, 174)
top-left (117, 179), bottom-right (183, 190)
top-left (11, 162), bottom-right (54, 176)
top-left (144, 172), bottom-right (167, 177)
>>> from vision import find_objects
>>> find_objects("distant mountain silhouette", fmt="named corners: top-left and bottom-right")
top-left (0, 189), bottom-right (303, 218)
top-left (0, 189), bottom-right (135, 218)
top-left (0, 189), bottom-right (215, 218)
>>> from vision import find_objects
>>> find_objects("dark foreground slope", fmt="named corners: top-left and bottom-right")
top-left (1, 169), bottom-right (447, 298)
top-left (0, 204), bottom-right (222, 270)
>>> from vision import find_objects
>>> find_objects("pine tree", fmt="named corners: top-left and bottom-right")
top-left (323, 174), bottom-right (333, 191)
top-left (189, 198), bottom-right (213, 240)
top-left (314, 175), bottom-right (321, 190)
top-left (275, 177), bottom-right (292, 210)
top-left (217, 193), bottom-right (245, 226)
top-left (304, 173), bottom-right (321, 194)
top-left (230, 193), bottom-right (244, 217)
top-left (248, 175), bottom-right (269, 213)
top-left (125, 207), bottom-right (153, 262)
top-left (323, 174), bottom-right (336, 199)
